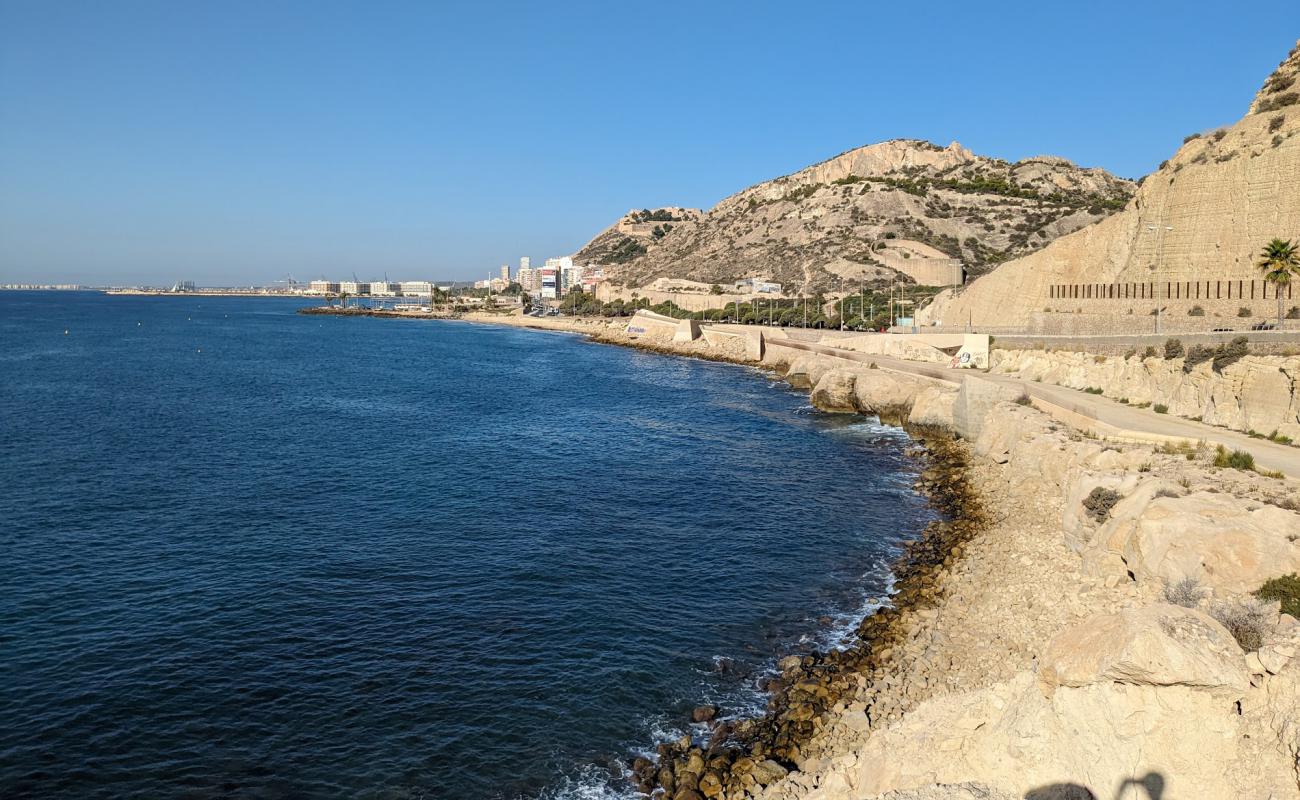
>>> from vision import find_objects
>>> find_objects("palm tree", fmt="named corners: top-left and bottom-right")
top-left (1258, 238), bottom-right (1300, 326)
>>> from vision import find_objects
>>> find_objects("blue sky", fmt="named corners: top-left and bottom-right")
top-left (0, 0), bottom-right (1295, 285)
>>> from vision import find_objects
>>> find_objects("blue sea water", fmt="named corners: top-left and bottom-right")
top-left (0, 292), bottom-right (935, 799)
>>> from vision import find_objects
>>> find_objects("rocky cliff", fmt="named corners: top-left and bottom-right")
top-left (920, 40), bottom-right (1300, 331)
top-left (574, 140), bottom-right (1135, 292)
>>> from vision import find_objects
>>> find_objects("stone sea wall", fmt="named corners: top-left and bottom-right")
top-left (990, 348), bottom-right (1300, 441)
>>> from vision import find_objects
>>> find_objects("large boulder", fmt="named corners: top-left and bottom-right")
top-left (853, 371), bottom-right (923, 416)
top-left (1039, 604), bottom-right (1248, 696)
top-left (810, 369), bottom-right (860, 413)
top-left (1096, 491), bottom-right (1300, 594)
top-left (908, 386), bottom-right (959, 430)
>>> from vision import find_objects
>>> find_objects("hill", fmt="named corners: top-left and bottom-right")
top-left (920, 39), bottom-right (1300, 334)
top-left (574, 140), bottom-right (1136, 293)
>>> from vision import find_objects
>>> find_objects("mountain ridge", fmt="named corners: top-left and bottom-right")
top-left (574, 138), bottom-right (1136, 293)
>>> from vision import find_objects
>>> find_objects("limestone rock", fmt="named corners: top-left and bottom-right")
top-left (810, 370), bottom-right (860, 413)
top-left (1038, 604), bottom-right (1248, 695)
top-left (1094, 490), bottom-right (1300, 594)
top-left (908, 386), bottom-right (959, 430)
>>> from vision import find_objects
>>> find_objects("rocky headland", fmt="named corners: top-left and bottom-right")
top-left (573, 140), bottom-right (1135, 293)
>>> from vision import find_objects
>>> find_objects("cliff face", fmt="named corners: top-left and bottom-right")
top-left (921, 40), bottom-right (1300, 330)
top-left (574, 140), bottom-right (1135, 292)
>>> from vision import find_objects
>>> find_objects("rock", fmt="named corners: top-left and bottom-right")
top-left (810, 369), bottom-right (860, 413)
top-left (1259, 642), bottom-right (1296, 675)
top-left (1039, 604), bottom-right (1248, 696)
top-left (750, 759), bottom-right (788, 785)
top-left (908, 386), bottom-right (959, 430)
top-left (692, 705), bottom-right (719, 724)
top-left (851, 370), bottom-right (916, 412)
top-left (1094, 490), bottom-right (1300, 594)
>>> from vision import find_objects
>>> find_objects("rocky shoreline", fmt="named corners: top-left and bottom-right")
top-left (349, 310), bottom-right (1300, 797)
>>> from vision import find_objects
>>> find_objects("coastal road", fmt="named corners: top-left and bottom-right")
top-left (767, 336), bottom-right (1300, 480)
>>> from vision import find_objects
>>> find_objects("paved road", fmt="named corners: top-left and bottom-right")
top-left (768, 336), bottom-right (1300, 479)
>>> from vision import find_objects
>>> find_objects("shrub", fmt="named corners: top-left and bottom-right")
top-left (1212, 129), bottom-right (1227, 142)
top-left (1083, 386), bottom-right (1104, 395)
top-left (1183, 344), bottom-right (1216, 371)
top-left (1163, 338), bottom-right (1184, 359)
top-left (1154, 403), bottom-right (1169, 414)
top-left (1213, 445), bottom-right (1255, 471)
top-left (1083, 486), bottom-right (1122, 522)
top-left (1255, 574), bottom-right (1300, 618)
top-left (1143, 346), bottom-right (1158, 359)
top-left (1287, 306), bottom-right (1300, 320)
top-left (1165, 577), bottom-right (1205, 608)
top-left (1258, 91), bottom-right (1300, 113)
top-left (1188, 305), bottom-right (1206, 316)
top-left (1015, 393), bottom-right (1032, 406)
top-left (1270, 115), bottom-right (1286, 132)
top-left (1212, 336), bottom-right (1249, 373)
top-left (1237, 306), bottom-right (1253, 317)
top-left (1268, 430), bottom-right (1295, 445)
top-left (1212, 599), bottom-right (1271, 651)
top-left (1183, 132), bottom-right (1202, 143)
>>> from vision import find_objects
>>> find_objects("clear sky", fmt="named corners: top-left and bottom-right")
top-left (0, 0), bottom-right (1295, 286)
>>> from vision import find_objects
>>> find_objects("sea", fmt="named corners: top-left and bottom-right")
top-left (0, 291), bottom-right (936, 799)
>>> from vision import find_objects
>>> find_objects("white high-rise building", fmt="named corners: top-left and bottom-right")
top-left (500, 264), bottom-right (510, 282)
top-left (517, 267), bottom-right (538, 291)
top-left (519, 256), bottom-right (530, 272)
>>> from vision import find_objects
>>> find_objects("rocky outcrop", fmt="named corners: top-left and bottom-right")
top-left (1084, 486), bottom-right (1300, 595)
top-left (988, 349), bottom-right (1300, 440)
top-left (574, 140), bottom-right (1135, 292)
top-left (921, 39), bottom-right (1300, 332)
top-left (1038, 604), bottom-right (1248, 694)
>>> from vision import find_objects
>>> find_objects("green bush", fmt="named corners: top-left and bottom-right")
top-left (1237, 307), bottom-right (1253, 317)
top-left (1163, 338), bottom-right (1184, 359)
top-left (1212, 336), bottom-right (1249, 373)
top-left (1213, 445), bottom-right (1255, 471)
top-left (1143, 346), bottom-right (1158, 359)
top-left (1255, 574), bottom-right (1300, 618)
top-left (1188, 305), bottom-right (1206, 316)
top-left (1083, 386), bottom-right (1104, 395)
top-left (1183, 344), bottom-right (1216, 371)
top-left (1287, 306), bottom-right (1300, 320)
top-left (1270, 115), bottom-right (1286, 133)
top-left (1154, 403), bottom-right (1169, 414)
